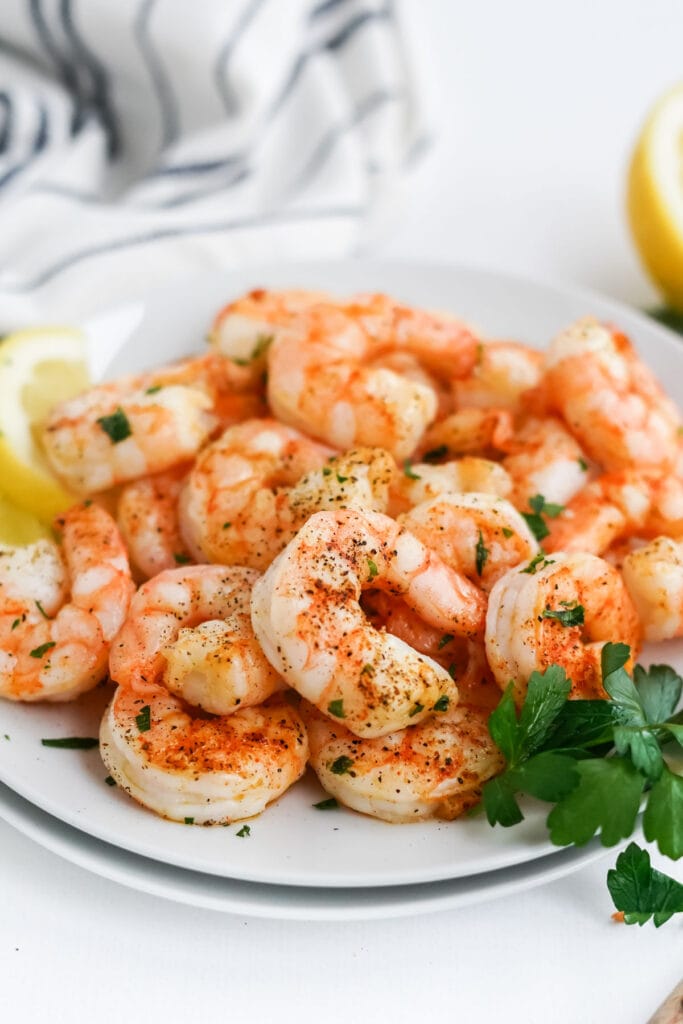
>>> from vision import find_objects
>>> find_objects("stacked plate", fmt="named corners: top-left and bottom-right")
top-left (0, 261), bottom-right (680, 920)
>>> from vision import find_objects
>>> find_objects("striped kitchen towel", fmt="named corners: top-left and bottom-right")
top-left (0, 0), bottom-right (426, 328)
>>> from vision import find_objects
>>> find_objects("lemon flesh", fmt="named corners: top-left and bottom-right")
top-left (0, 492), bottom-right (52, 545)
top-left (627, 83), bottom-right (683, 311)
top-left (0, 328), bottom-right (89, 522)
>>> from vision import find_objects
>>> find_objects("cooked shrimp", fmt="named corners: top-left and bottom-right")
top-left (621, 537), bottom-right (683, 642)
top-left (0, 503), bottom-right (134, 702)
top-left (419, 407), bottom-right (514, 460)
top-left (545, 470), bottom-right (683, 555)
top-left (501, 415), bottom-right (589, 508)
top-left (100, 689), bottom-right (308, 824)
top-left (117, 465), bottom-right (191, 579)
top-left (43, 380), bottom-right (216, 494)
top-left (110, 565), bottom-right (281, 716)
top-left (452, 341), bottom-right (542, 411)
top-left (180, 420), bottom-right (395, 570)
top-left (251, 509), bottom-right (487, 738)
top-left (543, 318), bottom-right (682, 471)
top-left (400, 492), bottom-right (539, 592)
top-left (304, 701), bottom-right (503, 823)
top-left (485, 551), bottom-right (641, 704)
top-left (389, 456), bottom-right (512, 515)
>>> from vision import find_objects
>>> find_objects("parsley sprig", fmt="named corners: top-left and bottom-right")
top-left (482, 644), bottom-right (683, 924)
top-left (521, 493), bottom-right (564, 542)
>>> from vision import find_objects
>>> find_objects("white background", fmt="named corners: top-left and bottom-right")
top-left (2, 2), bottom-right (683, 1022)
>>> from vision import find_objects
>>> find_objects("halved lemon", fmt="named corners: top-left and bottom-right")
top-left (627, 82), bottom-right (683, 310)
top-left (0, 491), bottom-right (51, 546)
top-left (0, 327), bottom-right (89, 522)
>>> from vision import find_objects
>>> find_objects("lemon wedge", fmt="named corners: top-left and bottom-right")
top-left (627, 82), bottom-right (683, 310)
top-left (0, 491), bottom-right (52, 546)
top-left (0, 327), bottom-right (89, 522)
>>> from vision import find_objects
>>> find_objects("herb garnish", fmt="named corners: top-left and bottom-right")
top-left (41, 737), bottom-right (99, 749)
top-left (482, 645), bottom-right (683, 924)
top-left (422, 445), bottom-right (449, 463)
top-left (367, 558), bottom-right (378, 579)
top-left (135, 705), bottom-right (151, 733)
top-left (521, 553), bottom-right (555, 575)
top-left (173, 552), bottom-right (191, 565)
top-left (145, 385), bottom-right (162, 395)
top-left (438, 634), bottom-right (454, 650)
top-left (475, 530), bottom-right (489, 576)
top-left (403, 459), bottom-right (421, 480)
top-left (236, 824), bottom-right (251, 837)
top-left (35, 600), bottom-right (50, 619)
top-left (313, 797), bottom-right (338, 810)
top-left (96, 407), bottom-right (132, 444)
top-left (521, 494), bottom-right (565, 542)
top-left (104, 775), bottom-right (116, 786)
top-left (501, 527), bottom-right (514, 538)
top-left (30, 641), bottom-right (55, 658)
top-left (541, 601), bottom-right (585, 627)
top-left (408, 702), bottom-right (424, 717)
top-left (330, 755), bottom-right (355, 776)
top-left (184, 817), bottom-right (194, 825)
top-left (433, 696), bottom-right (450, 712)
top-left (328, 699), bottom-right (345, 718)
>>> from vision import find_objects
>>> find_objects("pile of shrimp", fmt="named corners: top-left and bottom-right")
top-left (2, 289), bottom-right (682, 827)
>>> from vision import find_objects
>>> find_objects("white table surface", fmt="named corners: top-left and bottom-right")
top-left (2, 2), bottom-right (683, 1021)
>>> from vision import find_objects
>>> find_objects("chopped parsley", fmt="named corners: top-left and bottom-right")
top-left (433, 696), bottom-right (450, 712)
top-left (501, 527), bottom-right (514, 539)
top-left (184, 817), bottom-right (194, 825)
top-left (360, 663), bottom-right (375, 676)
top-left (438, 633), bottom-right (454, 650)
top-left (145, 385), bottom-right (162, 395)
top-left (521, 494), bottom-right (565, 542)
top-left (408, 702), bottom-right (425, 717)
top-left (104, 775), bottom-right (116, 786)
top-left (328, 699), bottom-right (345, 718)
top-left (313, 797), bottom-right (338, 810)
top-left (330, 755), bottom-right (355, 776)
top-left (236, 824), bottom-right (251, 837)
top-left (322, 467), bottom-right (332, 477)
top-left (336, 473), bottom-right (348, 484)
top-left (222, 522), bottom-right (232, 530)
top-left (541, 601), bottom-right (585, 627)
top-left (403, 459), bottom-right (421, 480)
top-left (521, 553), bottom-right (556, 575)
top-left (367, 557), bottom-right (378, 579)
top-left (475, 530), bottom-right (489, 576)
top-left (135, 705), bottom-right (151, 733)
top-left (251, 333), bottom-right (274, 361)
top-left (41, 737), bottom-right (99, 749)
top-left (96, 407), bottom-right (132, 444)
top-left (578, 456), bottom-right (588, 472)
top-left (11, 618), bottom-right (21, 630)
top-left (35, 600), bottom-right (50, 619)
top-left (173, 552), bottom-right (191, 565)
top-left (30, 641), bottom-right (56, 659)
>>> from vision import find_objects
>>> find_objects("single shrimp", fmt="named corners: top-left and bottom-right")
top-left (361, 590), bottom-right (501, 710)
top-left (389, 456), bottom-right (512, 516)
top-left (117, 465), bottom-right (191, 580)
top-left (180, 420), bottom-right (394, 570)
top-left (251, 509), bottom-right (487, 738)
top-left (100, 689), bottom-right (308, 824)
top-left (303, 701), bottom-right (504, 823)
top-left (110, 565), bottom-right (281, 716)
top-left (544, 470), bottom-right (683, 556)
top-left (485, 551), bottom-right (642, 704)
top-left (621, 537), bottom-right (683, 642)
top-left (543, 318), bottom-right (682, 471)
top-left (418, 407), bottom-right (514, 460)
top-left (500, 415), bottom-right (589, 508)
top-left (452, 341), bottom-right (542, 411)
top-left (399, 492), bottom-right (539, 592)
top-left (0, 503), bottom-right (134, 702)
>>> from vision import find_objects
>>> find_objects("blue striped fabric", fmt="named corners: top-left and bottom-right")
top-left (0, 0), bottom-right (425, 326)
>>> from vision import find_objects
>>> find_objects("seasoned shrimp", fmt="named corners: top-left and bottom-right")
top-left (0, 503), bottom-right (134, 702)
top-left (544, 318), bottom-right (682, 471)
top-left (389, 456), bottom-right (512, 515)
top-left (485, 551), bottom-right (641, 704)
top-left (501, 415), bottom-right (589, 508)
top-left (452, 341), bottom-right (542, 411)
top-left (117, 465), bottom-right (190, 579)
top-left (621, 537), bottom-right (683, 642)
top-left (110, 565), bottom-right (281, 716)
top-left (43, 380), bottom-right (216, 494)
top-left (400, 492), bottom-right (539, 592)
top-left (304, 701), bottom-right (503, 823)
top-left (419, 407), bottom-right (514, 460)
top-left (100, 689), bottom-right (308, 824)
top-left (180, 420), bottom-right (394, 570)
top-left (545, 470), bottom-right (683, 555)
top-left (251, 509), bottom-right (487, 738)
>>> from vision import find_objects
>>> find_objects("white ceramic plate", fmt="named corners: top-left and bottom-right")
top-left (0, 779), bottom-right (610, 920)
top-left (0, 261), bottom-right (681, 891)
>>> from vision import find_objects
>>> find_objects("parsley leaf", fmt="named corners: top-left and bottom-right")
top-left (634, 663), bottom-right (683, 725)
top-left (607, 842), bottom-right (683, 927)
top-left (135, 705), bottom-right (151, 733)
top-left (422, 445), bottom-right (449, 463)
top-left (30, 641), bottom-right (55, 659)
top-left (521, 494), bottom-right (565, 542)
top-left (313, 797), bottom-right (338, 810)
top-left (236, 824), bottom-right (251, 837)
top-left (547, 758), bottom-right (645, 847)
top-left (330, 755), bottom-right (355, 776)
top-left (41, 737), bottom-right (99, 750)
top-left (403, 459), bottom-right (421, 480)
top-left (483, 775), bottom-right (523, 827)
top-left (366, 557), bottom-right (378, 579)
top-left (438, 633), bottom-right (454, 650)
top-left (521, 553), bottom-right (555, 575)
top-left (327, 699), bottom-right (345, 718)
top-left (432, 695), bottom-right (450, 712)
top-left (643, 766), bottom-right (683, 860)
top-left (96, 407), bottom-right (132, 444)
top-left (475, 530), bottom-right (488, 576)
top-left (541, 602), bottom-right (585, 627)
